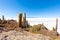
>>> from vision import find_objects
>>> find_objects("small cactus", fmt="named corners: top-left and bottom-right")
top-left (53, 27), bottom-right (55, 31)
top-left (2, 15), bottom-right (4, 20)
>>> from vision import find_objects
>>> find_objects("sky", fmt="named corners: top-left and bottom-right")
top-left (0, 0), bottom-right (60, 33)
top-left (0, 0), bottom-right (60, 18)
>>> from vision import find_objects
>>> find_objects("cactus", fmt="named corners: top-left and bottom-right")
top-left (2, 15), bottom-right (4, 20)
top-left (53, 27), bottom-right (55, 31)
top-left (23, 12), bottom-right (26, 28)
top-left (56, 18), bottom-right (58, 36)
top-left (18, 13), bottom-right (22, 28)
top-left (56, 18), bottom-right (58, 32)
top-left (24, 12), bottom-right (26, 21)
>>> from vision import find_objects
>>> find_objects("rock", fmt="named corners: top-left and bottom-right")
top-left (0, 30), bottom-right (52, 40)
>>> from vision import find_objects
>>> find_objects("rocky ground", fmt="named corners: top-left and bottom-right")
top-left (0, 30), bottom-right (53, 40)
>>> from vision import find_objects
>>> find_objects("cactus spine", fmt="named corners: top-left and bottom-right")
top-left (18, 13), bottom-right (22, 28)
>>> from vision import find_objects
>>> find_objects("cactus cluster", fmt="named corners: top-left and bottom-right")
top-left (18, 12), bottom-right (29, 29)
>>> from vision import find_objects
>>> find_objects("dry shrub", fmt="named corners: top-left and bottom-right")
top-left (29, 24), bottom-right (48, 33)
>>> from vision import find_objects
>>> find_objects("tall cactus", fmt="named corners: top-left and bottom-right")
top-left (56, 18), bottom-right (58, 32)
top-left (18, 13), bottom-right (22, 28)
top-left (23, 12), bottom-right (26, 28)
top-left (24, 12), bottom-right (26, 21)
top-left (56, 18), bottom-right (58, 36)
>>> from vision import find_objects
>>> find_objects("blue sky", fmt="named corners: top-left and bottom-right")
top-left (0, 0), bottom-right (60, 18)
